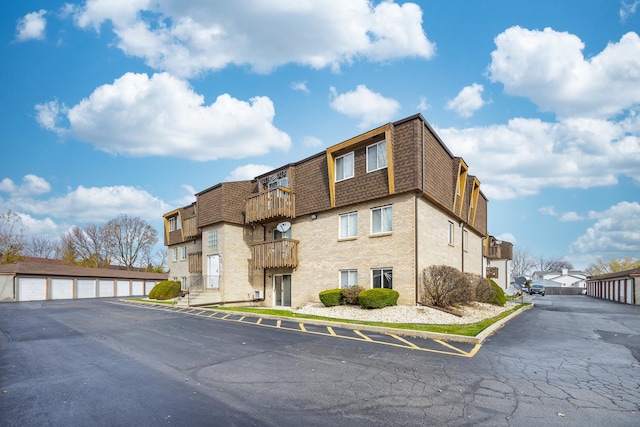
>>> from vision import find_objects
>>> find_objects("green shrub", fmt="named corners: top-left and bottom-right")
top-left (319, 289), bottom-right (343, 307)
top-left (468, 273), bottom-right (496, 304)
top-left (148, 280), bottom-right (181, 300)
top-left (342, 285), bottom-right (364, 305)
top-left (358, 288), bottom-right (399, 309)
top-left (489, 280), bottom-right (506, 306)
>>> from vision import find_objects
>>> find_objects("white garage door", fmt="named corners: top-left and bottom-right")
top-left (51, 278), bottom-right (73, 300)
top-left (99, 280), bottom-right (114, 297)
top-left (145, 281), bottom-right (156, 295)
top-left (131, 281), bottom-right (144, 296)
top-left (116, 280), bottom-right (130, 296)
top-left (17, 277), bottom-right (47, 301)
top-left (77, 279), bottom-right (97, 299)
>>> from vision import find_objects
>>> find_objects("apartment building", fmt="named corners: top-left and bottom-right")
top-left (164, 114), bottom-right (511, 307)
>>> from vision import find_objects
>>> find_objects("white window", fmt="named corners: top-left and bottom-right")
top-left (372, 268), bottom-right (393, 289)
top-left (340, 270), bottom-right (358, 289)
top-left (463, 229), bottom-right (468, 251)
top-left (208, 230), bottom-right (218, 251)
top-left (172, 248), bottom-right (178, 261)
top-left (371, 205), bottom-right (392, 234)
top-left (448, 221), bottom-right (454, 246)
top-left (339, 212), bottom-right (358, 239)
top-left (335, 152), bottom-right (354, 181)
top-left (180, 246), bottom-right (187, 260)
top-left (273, 228), bottom-right (292, 240)
top-left (366, 140), bottom-right (387, 173)
top-left (169, 217), bottom-right (177, 231)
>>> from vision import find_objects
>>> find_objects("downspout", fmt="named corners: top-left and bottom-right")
top-left (460, 223), bottom-right (465, 273)
top-left (262, 224), bottom-right (267, 301)
top-left (416, 121), bottom-right (425, 305)
top-left (414, 194), bottom-right (419, 305)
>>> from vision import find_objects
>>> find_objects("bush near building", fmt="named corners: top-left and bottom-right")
top-left (148, 280), bottom-right (181, 300)
top-left (319, 289), bottom-right (343, 307)
top-left (422, 265), bottom-right (504, 308)
top-left (358, 288), bottom-right (399, 309)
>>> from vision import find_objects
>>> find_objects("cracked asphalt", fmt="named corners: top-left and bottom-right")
top-left (1, 295), bottom-right (638, 426)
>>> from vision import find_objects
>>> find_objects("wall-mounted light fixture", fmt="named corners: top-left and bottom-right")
top-left (311, 213), bottom-right (318, 220)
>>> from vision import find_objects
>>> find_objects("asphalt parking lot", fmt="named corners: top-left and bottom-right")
top-left (1, 296), bottom-right (639, 426)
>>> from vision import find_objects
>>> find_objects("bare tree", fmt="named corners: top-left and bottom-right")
top-left (0, 210), bottom-right (26, 264)
top-left (60, 223), bottom-right (112, 268)
top-left (24, 236), bottom-right (58, 259)
top-left (586, 256), bottom-right (640, 276)
top-left (105, 215), bottom-right (158, 270)
top-left (510, 248), bottom-right (536, 277)
top-left (533, 255), bottom-right (573, 272)
top-left (143, 247), bottom-right (168, 273)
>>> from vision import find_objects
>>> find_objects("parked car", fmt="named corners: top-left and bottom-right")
top-left (530, 284), bottom-right (545, 296)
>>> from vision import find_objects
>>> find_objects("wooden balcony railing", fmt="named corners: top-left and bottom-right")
top-left (182, 217), bottom-right (198, 240)
top-left (251, 239), bottom-right (299, 269)
top-left (245, 187), bottom-right (295, 224)
top-left (188, 252), bottom-right (202, 273)
top-left (484, 242), bottom-right (513, 260)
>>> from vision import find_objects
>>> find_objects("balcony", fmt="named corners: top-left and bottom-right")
top-left (182, 217), bottom-right (198, 240)
top-left (251, 239), bottom-right (299, 269)
top-left (484, 242), bottom-right (513, 260)
top-left (245, 187), bottom-right (295, 224)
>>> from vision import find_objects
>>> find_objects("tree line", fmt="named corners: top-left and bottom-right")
top-left (0, 210), bottom-right (166, 272)
top-left (510, 247), bottom-right (640, 278)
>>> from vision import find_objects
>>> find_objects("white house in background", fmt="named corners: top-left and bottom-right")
top-left (531, 269), bottom-right (587, 288)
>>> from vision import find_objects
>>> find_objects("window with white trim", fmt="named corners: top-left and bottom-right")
top-left (371, 205), bottom-right (392, 234)
top-left (169, 217), bottom-right (177, 231)
top-left (335, 152), bottom-right (354, 181)
top-left (463, 229), bottom-right (468, 251)
top-left (339, 212), bottom-right (358, 239)
top-left (340, 270), bottom-right (358, 289)
top-left (448, 221), bottom-right (454, 246)
top-left (208, 230), bottom-right (218, 251)
top-left (372, 268), bottom-right (393, 289)
top-left (172, 247), bottom-right (178, 261)
top-left (366, 140), bottom-right (387, 172)
top-left (180, 246), bottom-right (187, 260)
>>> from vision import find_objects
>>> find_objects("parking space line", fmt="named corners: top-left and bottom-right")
top-left (327, 326), bottom-right (336, 336)
top-left (388, 334), bottom-right (420, 349)
top-left (299, 323), bottom-right (307, 332)
top-left (434, 339), bottom-right (467, 355)
top-left (354, 330), bottom-right (373, 341)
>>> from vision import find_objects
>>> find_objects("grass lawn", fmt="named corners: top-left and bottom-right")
top-left (208, 304), bottom-right (529, 337)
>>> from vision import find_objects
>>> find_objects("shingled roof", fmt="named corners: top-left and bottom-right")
top-left (0, 258), bottom-right (168, 280)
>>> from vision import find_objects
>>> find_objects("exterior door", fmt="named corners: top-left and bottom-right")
top-left (273, 274), bottom-right (291, 307)
top-left (207, 255), bottom-right (220, 289)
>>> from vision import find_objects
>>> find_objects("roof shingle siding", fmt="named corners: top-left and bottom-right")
top-left (422, 124), bottom-right (456, 210)
top-left (197, 181), bottom-right (255, 227)
top-left (0, 260), bottom-right (168, 280)
top-left (292, 153), bottom-right (331, 216)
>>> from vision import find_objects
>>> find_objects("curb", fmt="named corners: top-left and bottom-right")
top-left (120, 298), bottom-right (534, 344)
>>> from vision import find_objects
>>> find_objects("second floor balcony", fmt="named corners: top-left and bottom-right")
top-left (245, 187), bottom-right (295, 224)
top-left (484, 242), bottom-right (513, 260)
top-left (251, 238), bottom-right (299, 269)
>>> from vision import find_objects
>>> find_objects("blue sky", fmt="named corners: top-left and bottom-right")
top-left (2, 0), bottom-right (639, 270)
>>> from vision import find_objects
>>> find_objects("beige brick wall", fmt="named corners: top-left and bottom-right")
top-left (286, 192), bottom-right (417, 307)
top-left (167, 241), bottom-right (200, 285)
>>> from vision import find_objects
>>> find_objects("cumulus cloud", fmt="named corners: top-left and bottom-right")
top-left (0, 175), bottom-right (51, 196)
top-left (330, 85), bottom-right (400, 128)
top-left (291, 82), bottom-right (310, 93)
top-left (495, 232), bottom-right (516, 244)
top-left (15, 10), bottom-right (47, 42)
top-left (538, 206), bottom-right (557, 216)
top-left (445, 84), bottom-right (486, 118)
top-left (225, 164), bottom-right (273, 182)
top-left (35, 72), bottom-right (291, 161)
top-left (489, 27), bottom-right (640, 119)
top-left (571, 201), bottom-right (640, 254)
top-left (417, 96), bottom-right (431, 111)
top-left (438, 116), bottom-right (640, 199)
top-left (69, 0), bottom-right (435, 77)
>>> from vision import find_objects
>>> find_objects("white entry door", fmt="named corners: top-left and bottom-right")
top-left (273, 274), bottom-right (291, 307)
top-left (208, 255), bottom-right (220, 289)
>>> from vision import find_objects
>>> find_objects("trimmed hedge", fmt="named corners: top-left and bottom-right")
top-left (489, 279), bottom-right (506, 306)
top-left (358, 288), bottom-right (399, 309)
top-left (148, 280), bottom-right (181, 300)
top-left (319, 288), bottom-right (343, 307)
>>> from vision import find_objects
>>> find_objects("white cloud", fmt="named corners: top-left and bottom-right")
top-left (495, 232), bottom-right (516, 244)
top-left (16, 213), bottom-right (60, 238)
top-left (417, 96), bottom-right (430, 111)
top-left (330, 85), bottom-right (400, 128)
top-left (571, 201), bottom-right (640, 254)
top-left (538, 206), bottom-right (557, 216)
top-left (620, 0), bottom-right (640, 22)
top-left (70, 0), bottom-right (435, 77)
top-left (489, 27), bottom-right (640, 119)
top-left (171, 185), bottom-right (196, 207)
top-left (559, 212), bottom-right (584, 222)
top-left (302, 136), bottom-right (323, 149)
top-left (225, 164), bottom-right (273, 182)
top-left (36, 72), bottom-right (291, 161)
top-left (0, 175), bottom-right (51, 196)
top-left (445, 83), bottom-right (485, 118)
top-left (15, 10), bottom-right (47, 42)
top-left (438, 116), bottom-right (640, 200)
top-left (291, 82), bottom-right (310, 93)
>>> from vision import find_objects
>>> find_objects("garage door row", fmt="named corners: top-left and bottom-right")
top-left (16, 277), bottom-right (159, 302)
